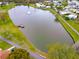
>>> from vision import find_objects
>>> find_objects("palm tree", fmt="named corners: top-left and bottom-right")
top-left (76, 13), bottom-right (79, 23)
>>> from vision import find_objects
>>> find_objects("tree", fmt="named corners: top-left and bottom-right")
top-left (61, 0), bottom-right (68, 7)
top-left (7, 48), bottom-right (30, 59)
top-left (48, 44), bottom-right (79, 59)
top-left (50, 3), bottom-right (54, 8)
top-left (75, 13), bottom-right (79, 23)
top-left (56, 6), bottom-right (63, 13)
top-left (0, 12), bottom-right (7, 23)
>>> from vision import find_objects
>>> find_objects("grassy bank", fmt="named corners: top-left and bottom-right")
top-left (0, 3), bottom-right (35, 50)
top-left (67, 20), bottom-right (79, 32)
top-left (0, 11), bottom-right (47, 58)
top-left (0, 40), bottom-right (11, 50)
top-left (44, 8), bottom-right (79, 42)
top-left (0, 3), bottom-right (16, 12)
top-left (0, 12), bottom-right (35, 50)
top-left (29, 4), bottom-right (37, 8)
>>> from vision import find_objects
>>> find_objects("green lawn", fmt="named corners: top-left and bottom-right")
top-left (0, 39), bottom-right (11, 50)
top-left (29, 4), bottom-right (37, 8)
top-left (67, 20), bottom-right (79, 32)
top-left (0, 3), bottom-right (16, 12)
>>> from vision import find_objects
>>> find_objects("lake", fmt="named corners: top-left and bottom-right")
top-left (8, 5), bottom-right (73, 52)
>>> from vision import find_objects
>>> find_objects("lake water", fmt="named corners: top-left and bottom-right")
top-left (8, 6), bottom-right (73, 52)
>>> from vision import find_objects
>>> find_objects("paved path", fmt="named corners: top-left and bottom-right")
top-left (0, 36), bottom-right (45, 59)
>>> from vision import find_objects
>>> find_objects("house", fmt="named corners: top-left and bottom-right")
top-left (76, 5), bottom-right (79, 10)
top-left (69, 8), bottom-right (77, 13)
top-left (36, 3), bottom-right (46, 8)
top-left (43, 1), bottom-right (51, 6)
top-left (76, 10), bottom-right (79, 14)
top-left (59, 11), bottom-right (72, 15)
top-left (46, 6), bottom-right (51, 8)
top-left (64, 1), bottom-right (79, 13)
top-left (53, 1), bottom-right (62, 6)
top-left (0, 2), bottom-right (8, 6)
top-left (59, 9), bottom-right (77, 20)
top-left (0, 2), bottom-right (2, 5)
top-left (68, 0), bottom-right (79, 8)
top-left (67, 14), bottom-right (77, 19)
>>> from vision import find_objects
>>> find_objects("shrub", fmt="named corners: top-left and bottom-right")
top-left (7, 48), bottom-right (30, 59)
top-left (48, 44), bottom-right (79, 59)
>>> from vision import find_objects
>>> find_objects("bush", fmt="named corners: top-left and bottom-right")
top-left (7, 48), bottom-right (30, 59)
top-left (48, 44), bottom-right (79, 59)
top-left (63, 15), bottom-right (70, 20)
top-left (64, 17), bottom-right (70, 20)
top-left (56, 6), bottom-right (63, 10)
